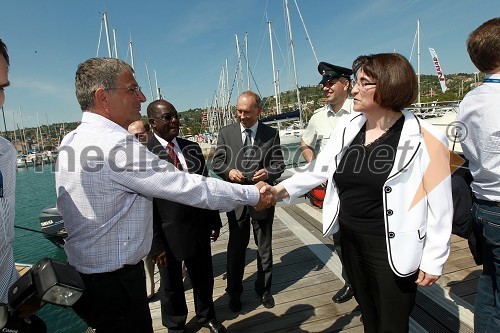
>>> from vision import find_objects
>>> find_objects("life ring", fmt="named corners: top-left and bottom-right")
top-left (196, 135), bottom-right (204, 143)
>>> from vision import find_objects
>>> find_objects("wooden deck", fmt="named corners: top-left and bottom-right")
top-left (147, 200), bottom-right (481, 332)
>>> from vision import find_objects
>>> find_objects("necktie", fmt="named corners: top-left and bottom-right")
top-left (167, 142), bottom-right (183, 170)
top-left (243, 129), bottom-right (252, 159)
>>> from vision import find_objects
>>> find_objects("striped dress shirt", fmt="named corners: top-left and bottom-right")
top-left (55, 112), bottom-right (259, 274)
top-left (0, 136), bottom-right (20, 303)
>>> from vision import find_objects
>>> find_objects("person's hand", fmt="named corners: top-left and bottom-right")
top-left (228, 169), bottom-right (246, 183)
top-left (415, 269), bottom-right (440, 286)
top-left (254, 181), bottom-right (277, 211)
top-left (152, 251), bottom-right (168, 266)
top-left (252, 168), bottom-right (268, 182)
top-left (211, 228), bottom-right (220, 242)
top-left (273, 183), bottom-right (289, 200)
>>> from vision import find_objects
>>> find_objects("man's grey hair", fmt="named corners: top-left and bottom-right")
top-left (75, 57), bottom-right (134, 111)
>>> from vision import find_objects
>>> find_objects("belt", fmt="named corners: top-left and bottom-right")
top-left (80, 261), bottom-right (143, 282)
top-left (474, 197), bottom-right (500, 207)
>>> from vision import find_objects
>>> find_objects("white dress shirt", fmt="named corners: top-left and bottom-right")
top-left (240, 122), bottom-right (259, 145)
top-left (302, 98), bottom-right (355, 151)
top-left (457, 73), bottom-right (500, 201)
top-left (0, 136), bottom-right (20, 303)
top-left (153, 134), bottom-right (187, 170)
top-left (56, 112), bottom-right (260, 274)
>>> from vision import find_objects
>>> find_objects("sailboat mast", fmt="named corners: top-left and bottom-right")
top-left (245, 33), bottom-right (250, 91)
top-left (129, 38), bottom-right (135, 70)
top-left (292, 0), bottom-right (318, 64)
top-left (225, 58), bottom-right (229, 112)
top-left (268, 21), bottom-right (280, 115)
top-left (285, 0), bottom-right (303, 125)
top-left (225, 58), bottom-right (230, 126)
top-left (103, 12), bottom-right (112, 58)
top-left (12, 112), bottom-right (18, 145)
top-left (37, 113), bottom-right (44, 150)
top-left (417, 18), bottom-right (421, 105)
top-left (34, 117), bottom-right (40, 151)
top-left (276, 70), bottom-right (282, 115)
top-left (154, 70), bottom-right (161, 100)
top-left (1, 106), bottom-right (6, 136)
top-left (45, 113), bottom-right (51, 139)
top-left (144, 62), bottom-right (154, 101)
top-left (113, 29), bottom-right (118, 59)
top-left (19, 108), bottom-right (28, 154)
top-left (235, 34), bottom-right (244, 96)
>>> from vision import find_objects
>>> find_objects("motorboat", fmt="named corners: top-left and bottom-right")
top-left (16, 156), bottom-right (27, 168)
top-left (39, 206), bottom-right (67, 248)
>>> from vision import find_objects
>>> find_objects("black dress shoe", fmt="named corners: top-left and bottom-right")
top-left (229, 296), bottom-right (242, 312)
top-left (261, 293), bottom-right (275, 308)
top-left (332, 285), bottom-right (354, 303)
top-left (204, 319), bottom-right (228, 333)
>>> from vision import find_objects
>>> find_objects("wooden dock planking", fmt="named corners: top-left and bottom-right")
top-left (148, 201), bottom-right (481, 332)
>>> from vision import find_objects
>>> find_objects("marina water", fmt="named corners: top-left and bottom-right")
top-left (13, 165), bottom-right (88, 332)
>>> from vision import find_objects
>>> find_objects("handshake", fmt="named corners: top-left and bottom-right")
top-left (254, 181), bottom-right (279, 211)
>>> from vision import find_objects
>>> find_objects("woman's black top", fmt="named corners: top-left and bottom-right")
top-left (333, 115), bottom-right (404, 235)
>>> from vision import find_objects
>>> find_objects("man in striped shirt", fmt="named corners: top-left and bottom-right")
top-left (55, 57), bottom-right (275, 333)
top-left (0, 38), bottom-right (20, 305)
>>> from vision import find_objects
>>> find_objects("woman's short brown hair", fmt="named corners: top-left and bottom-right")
top-left (352, 53), bottom-right (417, 111)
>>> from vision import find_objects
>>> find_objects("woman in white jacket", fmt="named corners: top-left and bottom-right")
top-left (274, 53), bottom-right (453, 332)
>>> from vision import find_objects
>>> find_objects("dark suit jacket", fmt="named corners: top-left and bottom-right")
top-left (212, 121), bottom-right (285, 220)
top-left (147, 135), bottom-right (222, 261)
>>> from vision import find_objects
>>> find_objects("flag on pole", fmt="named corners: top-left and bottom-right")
top-left (429, 48), bottom-right (447, 93)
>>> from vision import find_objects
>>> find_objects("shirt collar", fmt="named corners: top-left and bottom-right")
top-left (240, 121), bottom-right (259, 134)
top-left (154, 132), bottom-right (179, 149)
top-left (327, 98), bottom-right (353, 117)
top-left (82, 112), bottom-right (131, 135)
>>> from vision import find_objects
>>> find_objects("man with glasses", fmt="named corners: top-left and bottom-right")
top-left (300, 62), bottom-right (357, 304)
top-left (55, 58), bottom-right (275, 332)
top-left (146, 99), bottom-right (227, 333)
top-left (127, 119), bottom-right (157, 301)
top-left (0, 38), bottom-right (20, 306)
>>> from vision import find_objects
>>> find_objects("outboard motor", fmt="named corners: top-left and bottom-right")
top-left (39, 207), bottom-right (67, 248)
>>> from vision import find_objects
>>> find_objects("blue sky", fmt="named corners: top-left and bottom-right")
top-left (1, 0), bottom-right (497, 130)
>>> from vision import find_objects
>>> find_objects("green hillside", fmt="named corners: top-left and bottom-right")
top-left (1, 72), bottom-right (484, 149)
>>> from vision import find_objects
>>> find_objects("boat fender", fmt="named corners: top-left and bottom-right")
top-left (306, 184), bottom-right (326, 209)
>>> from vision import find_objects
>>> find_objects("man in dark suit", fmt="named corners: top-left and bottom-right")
top-left (147, 99), bottom-right (227, 333)
top-left (212, 91), bottom-right (285, 312)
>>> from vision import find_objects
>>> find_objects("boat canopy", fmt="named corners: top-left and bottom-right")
top-left (260, 109), bottom-right (300, 124)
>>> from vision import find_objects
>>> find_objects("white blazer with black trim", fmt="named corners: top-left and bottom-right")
top-left (280, 109), bottom-right (453, 277)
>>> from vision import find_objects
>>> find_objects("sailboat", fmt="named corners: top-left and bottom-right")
top-left (261, 0), bottom-right (317, 145)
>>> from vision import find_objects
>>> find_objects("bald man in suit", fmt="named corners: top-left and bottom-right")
top-left (212, 91), bottom-right (285, 312)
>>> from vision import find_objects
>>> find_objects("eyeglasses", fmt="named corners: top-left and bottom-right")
top-left (158, 113), bottom-right (180, 122)
top-left (351, 79), bottom-right (376, 91)
top-left (107, 86), bottom-right (142, 96)
top-left (134, 131), bottom-right (147, 138)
